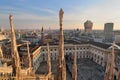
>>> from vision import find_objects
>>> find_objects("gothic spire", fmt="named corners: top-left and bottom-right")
top-left (57, 8), bottom-right (66, 80)
top-left (41, 26), bottom-right (45, 45)
top-left (9, 15), bottom-right (21, 79)
top-left (47, 43), bottom-right (51, 74)
top-left (26, 41), bottom-right (34, 75)
top-left (104, 41), bottom-right (115, 80)
top-left (72, 45), bottom-right (77, 80)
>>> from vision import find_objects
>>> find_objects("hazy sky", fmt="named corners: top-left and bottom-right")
top-left (0, 0), bottom-right (120, 30)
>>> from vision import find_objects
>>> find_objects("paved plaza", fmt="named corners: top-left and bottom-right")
top-left (36, 58), bottom-right (104, 80)
top-left (76, 59), bottom-right (104, 80)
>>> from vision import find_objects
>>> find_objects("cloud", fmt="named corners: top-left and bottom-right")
top-left (0, 0), bottom-right (120, 30)
top-left (31, 7), bottom-right (57, 15)
top-left (0, 8), bottom-right (58, 29)
top-left (0, 6), bottom-right (17, 14)
top-left (15, 13), bottom-right (53, 21)
top-left (61, 0), bottom-right (120, 30)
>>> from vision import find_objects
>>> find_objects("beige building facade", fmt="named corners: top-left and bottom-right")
top-left (40, 43), bottom-right (110, 68)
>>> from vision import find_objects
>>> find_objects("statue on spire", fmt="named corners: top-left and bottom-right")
top-left (59, 8), bottom-right (64, 26)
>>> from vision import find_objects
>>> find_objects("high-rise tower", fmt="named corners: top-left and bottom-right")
top-left (57, 8), bottom-right (66, 80)
top-left (84, 20), bottom-right (93, 33)
top-left (104, 23), bottom-right (114, 43)
top-left (9, 15), bottom-right (21, 79)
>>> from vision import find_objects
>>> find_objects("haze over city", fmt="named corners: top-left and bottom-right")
top-left (1, 0), bottom-right (120, 80)
top-left (0, 0), bottom-right (120, 30)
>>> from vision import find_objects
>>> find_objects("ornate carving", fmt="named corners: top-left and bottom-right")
top-left (0, 46), bottom-right (3, 58)
top-left (104, 42), bottom-right (115, 80)
top-left (57, 8), bottom-right (66, 80)
top-left (9, 15), bottom-right (21, 79)
top-left (26, 42), bottom-right (35, 76)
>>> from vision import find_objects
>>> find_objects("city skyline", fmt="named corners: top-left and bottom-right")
top-left (0, 0), bottom-right (120, 30)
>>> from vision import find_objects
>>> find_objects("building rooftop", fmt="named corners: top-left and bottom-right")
top-left (87, 41), bottom-right (111, 49)
top-left (42, 40), bottom-right (111, 49)
top-left (18, 45), bottom-right (40, 54)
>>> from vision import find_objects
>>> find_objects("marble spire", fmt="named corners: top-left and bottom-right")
top-left (9, 15), bottom-right (21, 79)
top-left (104, 41), bottom-right (115, 80)
top-left (57, 8), bottom-right (66, 80)
top-left (26, 42), bottom-right (34, 75)
top-left (47, 43), bottom-right (53, 80)
top-left (72, 45), bottom-right (77, 80)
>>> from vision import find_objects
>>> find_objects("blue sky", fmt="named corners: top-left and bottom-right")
top-left (0, 0), bottom-right (120, 30)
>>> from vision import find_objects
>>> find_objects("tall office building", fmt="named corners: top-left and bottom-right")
top-left (104, 23), bottom-right (114, 43)
top-left (84, 20), bottom-right (93, 33)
